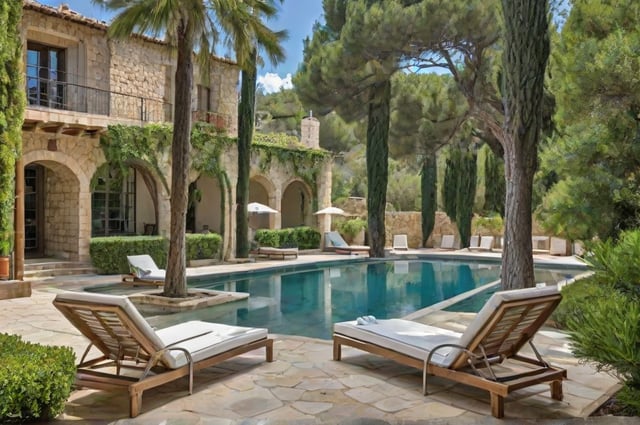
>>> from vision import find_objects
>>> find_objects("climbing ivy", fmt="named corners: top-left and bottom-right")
top-left (0, 1), bottom-right (25, 255)
top-left (190, 123), bottom-right (233, 172)
top-left (100, 124), bottom-right (173, 193)
top-left (253, 132), bottom-right (330, 190)
top-left (101, 125), bottom-right (330, 200)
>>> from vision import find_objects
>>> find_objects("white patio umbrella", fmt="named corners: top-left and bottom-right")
top-left (314, 206), bottom-right (345, 216)
top-left (247, 202), bottom-right (278, 214)
top-left (314, 207), bottom-right (345, 245)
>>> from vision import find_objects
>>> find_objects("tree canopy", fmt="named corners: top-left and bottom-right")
top-left (537, 0), bottom-right (640, 241)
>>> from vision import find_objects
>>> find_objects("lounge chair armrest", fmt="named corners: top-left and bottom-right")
top-left (423, 343), bottom-right (497, 395)
top-left (144, 346), bottom-right (195, 394)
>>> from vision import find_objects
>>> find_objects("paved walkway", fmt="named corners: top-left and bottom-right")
top-left (1, 251), bottom-right (635, 424)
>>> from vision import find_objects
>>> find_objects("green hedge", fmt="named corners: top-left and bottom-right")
top-left (90, 233), bottom-right (222, 274)
top-left (254, 226), bottom-right (320, 249)
top-left (0, 334), bottom-right (75, 422)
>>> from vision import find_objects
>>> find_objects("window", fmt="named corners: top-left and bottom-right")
top-left (197, 85), bottom-right (211, 112)
top-left (26, 42), bottom-right (66, 109)
top-left (91, 166), bottom-right (136, 236)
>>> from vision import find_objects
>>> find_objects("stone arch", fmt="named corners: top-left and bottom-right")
top-left (249, 175), bottom-right (277, 230)
top-left (23, 150), bottom-right (86, 261)
top-left (125, 159), bottom-right (167, 235)
top-left (192, 174), bottom-right (225, 234)
top-left (281, 179), bottom-right (313, 228)
top-left (89, 159), bottom-right (167, 236)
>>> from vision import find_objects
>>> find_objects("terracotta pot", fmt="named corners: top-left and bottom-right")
top-left (0, 256), bottom-right (9, 280)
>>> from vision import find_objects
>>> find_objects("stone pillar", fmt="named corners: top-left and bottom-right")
top-left (317, 159), bottom-right (333, 248)
top-left (300, 115), bottom-right (320, 149)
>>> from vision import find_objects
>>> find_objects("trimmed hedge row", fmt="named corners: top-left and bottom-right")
top-left (90, 233), bottom-right (222, 274)
top-left (254, 226), bottom-right (321, 249)
top-left (0, 333), bottom-right (75, 422)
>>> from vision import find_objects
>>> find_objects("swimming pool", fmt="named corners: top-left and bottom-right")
top-left (123, 259), bottom-right (583, 340)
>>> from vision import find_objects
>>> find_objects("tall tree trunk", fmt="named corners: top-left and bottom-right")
top-left (236, 48), bottom-right (257, 258)
top-left (421, 153), bottom-right (437, 247)
top-left (366, 80), bottom-right (391, 258)
top-left (164, 20), bottom-right (193, 298)
top-left (501, 0), bottom-right (550, 290)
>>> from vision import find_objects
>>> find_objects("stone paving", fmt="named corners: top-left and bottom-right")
top-left (0, 252), bottom-right (635, 424)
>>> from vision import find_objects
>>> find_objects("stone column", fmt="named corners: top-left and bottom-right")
top-left (317, 159), bottom-right (333, 248)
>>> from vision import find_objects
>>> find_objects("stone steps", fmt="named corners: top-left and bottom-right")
top-left (24, 260), bottom-right (96, 279)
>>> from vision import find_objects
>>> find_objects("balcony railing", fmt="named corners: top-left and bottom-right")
top-left (25, 67), bottom-right (172, 123)
top-left (24, 66), bottom-right (234, 130)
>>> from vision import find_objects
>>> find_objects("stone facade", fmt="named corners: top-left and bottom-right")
top-left (18, 1), bottom-right (332, 262)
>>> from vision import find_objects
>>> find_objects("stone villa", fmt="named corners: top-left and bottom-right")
top-left (18, 0), bottom-right (332, 266)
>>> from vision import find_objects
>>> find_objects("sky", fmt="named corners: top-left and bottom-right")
top-left (36, 0), bottom-right (324, 93)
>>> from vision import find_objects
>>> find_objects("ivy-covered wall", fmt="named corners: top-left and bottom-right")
top-left (0, 2), bottom-right (25, 255)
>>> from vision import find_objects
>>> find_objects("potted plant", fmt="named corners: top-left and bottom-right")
top-left (0, 237), bottom-right (11, 280)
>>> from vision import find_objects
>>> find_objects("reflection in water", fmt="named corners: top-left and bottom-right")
top-left (138, 260), bottom-right (580, 340)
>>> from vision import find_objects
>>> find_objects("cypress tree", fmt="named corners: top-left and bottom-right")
top-left (442, 148), bottom-right (459, 221)
top-left (420, 154), bottom-right (437, 247)
top-left (0, 2), bottom-right (25, 256)
top-left (455, 149), bottom-right (477, 248)
top-left (484, 146), bottom-right (505, 217)
top-left (236, 49), bottom-right (257, 258)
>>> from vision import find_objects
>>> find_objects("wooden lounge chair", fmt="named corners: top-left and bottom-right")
top-left (123, 254), bottom-right (165, 286)
top-left (392, 234), bottom-right (409, 251)
top-left (324, 231), bottom-right (370, 255)
top-left (53, 291), bottom-right (273, 417)
top-left (254, 246), bottom-right (299, 260)
top-left (333, 285), bottom-right (566, 418)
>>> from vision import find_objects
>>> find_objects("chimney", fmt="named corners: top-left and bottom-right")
top-left (300, 113), bottom-right (320, 149)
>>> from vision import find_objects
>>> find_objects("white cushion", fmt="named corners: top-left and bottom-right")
top-left (156, 321), bottom-right (268, 368)
top-left (334, 319), bottom-right (462, 367)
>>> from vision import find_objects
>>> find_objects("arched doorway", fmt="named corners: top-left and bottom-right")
top-left (24, 161), bottom-right (80, 259)
top-left (281, 180), bottom-right (312, 228)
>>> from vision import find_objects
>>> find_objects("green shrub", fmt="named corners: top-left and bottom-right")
top-left (567, 292), bottom-right (640, 414)
top-left (90, 236), bottom-right (167, 274)
top-left (0, 334), bottom-right (75, 422)
top-left (563, 229), bottom-right (640, 415)
top-left (90, 233), bottom-right (223, 274)
top-left (552, 277), bottom-right (606, 328)
top-left (254, 227), bottom-right (320, 249)
top-left (186, 233), bottom-right (222, 260)
top-left (581, 230), bottom-right (640, 295)
top-left (336, 218), bottom-right (367, 241)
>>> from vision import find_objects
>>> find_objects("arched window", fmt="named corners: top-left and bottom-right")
top-left (91, 165), bottom-right (136, 236)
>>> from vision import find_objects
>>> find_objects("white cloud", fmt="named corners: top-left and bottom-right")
top-left (257, 72), bottom-right (293, 94)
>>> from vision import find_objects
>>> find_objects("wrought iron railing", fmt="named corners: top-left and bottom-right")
top-left (25, 65), bottom-right (234, 129)
top-left (25, 66), bottom-right (172, 123)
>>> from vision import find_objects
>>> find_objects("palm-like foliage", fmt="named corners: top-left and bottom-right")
top-left (93, 0), bottom-right (286, 296)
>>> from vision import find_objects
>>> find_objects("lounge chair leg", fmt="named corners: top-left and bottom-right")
top-left (490, 393), bottom-right (504, 418)
top-left (266, 339), bottom-right (274, 362)
top-left (422, 359), bottom-right (428, 395)
top-left (550, 380), bottom-right (563, 400)
top-left (333, 340), bottom-right (342, 361)
top-left (129, 387), bottom-right (143, 418)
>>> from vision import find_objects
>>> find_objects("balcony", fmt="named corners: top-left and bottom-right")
top-left (23, 66), bottom-right (235, 137)
top-left (23, 67), bottom-right (173, 137)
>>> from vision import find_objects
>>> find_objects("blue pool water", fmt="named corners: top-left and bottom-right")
top-left (127, 259), bottom-right (582, 340)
